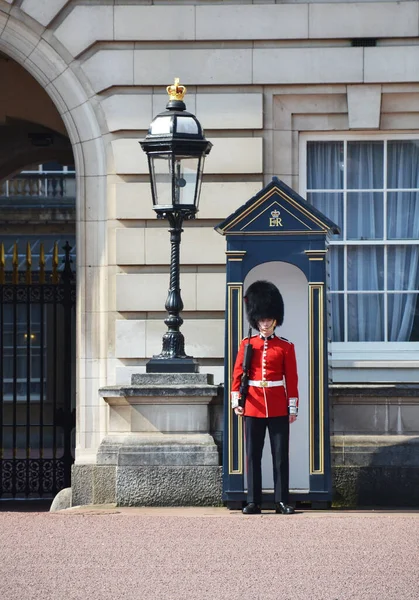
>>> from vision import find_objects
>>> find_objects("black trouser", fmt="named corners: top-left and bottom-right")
top-left (245, 415), bottom-right (290, 505)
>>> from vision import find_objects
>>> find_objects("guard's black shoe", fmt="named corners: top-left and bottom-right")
top-left (275, 502), bottom-right (295, 515)
top-left (242, 503), bottom-right (262, 515)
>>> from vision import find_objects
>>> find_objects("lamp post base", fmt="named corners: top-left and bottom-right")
top-left (146, 356), bottom-right (199, 374)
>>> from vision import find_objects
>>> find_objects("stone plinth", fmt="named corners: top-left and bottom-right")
top-left (96, 373), bottom-right (223, 506)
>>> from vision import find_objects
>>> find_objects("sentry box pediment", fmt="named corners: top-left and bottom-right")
top-left (215, 177), bottom-right (339, 237)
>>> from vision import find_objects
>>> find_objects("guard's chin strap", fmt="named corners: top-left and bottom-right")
top-left (258, 319), bottom-right (277, 337)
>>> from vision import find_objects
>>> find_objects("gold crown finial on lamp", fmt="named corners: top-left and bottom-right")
top-left (167, 78), bottom-right (187, 102)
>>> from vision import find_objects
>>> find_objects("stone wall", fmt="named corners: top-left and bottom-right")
top-left (330, 385), bottom-right (419, 506)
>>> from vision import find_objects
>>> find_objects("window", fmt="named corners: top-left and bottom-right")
top-left (303, 136), bottom-right (419, 344)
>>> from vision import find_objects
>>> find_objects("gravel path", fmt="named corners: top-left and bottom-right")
top-left (0, 508), bottom-right (418, 600)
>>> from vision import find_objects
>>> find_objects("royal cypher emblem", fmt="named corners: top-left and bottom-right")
top-left (269, 209), bottom-right (283, 227)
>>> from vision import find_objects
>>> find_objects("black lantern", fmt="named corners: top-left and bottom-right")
top-left (140, 79), bottom-right (212, 373)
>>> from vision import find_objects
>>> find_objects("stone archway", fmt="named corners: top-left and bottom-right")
top-left (0, 9), bottom-right (109, 482)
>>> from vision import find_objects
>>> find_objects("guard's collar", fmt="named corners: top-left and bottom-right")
top-left (259, 333), bottom-right (276, 341)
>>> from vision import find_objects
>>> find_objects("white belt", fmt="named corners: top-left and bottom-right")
top-left (248, 380), bottom-right (284, 388)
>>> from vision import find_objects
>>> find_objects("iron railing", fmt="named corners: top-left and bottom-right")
top-left (0, 241), bottom-right (75, 498)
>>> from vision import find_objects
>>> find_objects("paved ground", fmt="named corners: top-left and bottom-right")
top-left (0, 505), bottom-right (418, 600)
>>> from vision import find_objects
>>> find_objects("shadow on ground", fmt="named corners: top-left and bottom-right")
top-left (0, 500), bottom-right (52, 512)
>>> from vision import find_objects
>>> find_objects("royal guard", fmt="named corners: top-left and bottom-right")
top-left (231, 280), bottom-right (299, 515)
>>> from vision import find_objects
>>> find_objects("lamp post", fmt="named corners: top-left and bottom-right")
top-left (140, 79), bottom-right (212, 373)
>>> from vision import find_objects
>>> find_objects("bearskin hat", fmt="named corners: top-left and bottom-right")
top-left (244, 280), bottom-right (284, 329)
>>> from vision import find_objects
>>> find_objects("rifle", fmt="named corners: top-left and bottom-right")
top-left (238, 328), bottom-right (253, 408)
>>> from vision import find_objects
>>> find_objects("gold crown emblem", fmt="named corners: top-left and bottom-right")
top-left (166, 78), bottom-right (187, 102)
top-left (271, 209), bottom-right (280, 218)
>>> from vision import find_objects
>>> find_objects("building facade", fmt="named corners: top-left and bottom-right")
top-left (1, 0), bottom-right (419, 505)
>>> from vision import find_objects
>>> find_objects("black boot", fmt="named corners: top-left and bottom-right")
top-left (275, 502), bottom-right (295, 515)
top-left (242, 503), bottom-right (261, 515)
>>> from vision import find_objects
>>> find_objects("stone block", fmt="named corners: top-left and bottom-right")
top-left (198, 181), bottom-right (263, 219)
top-left (381, 92), bottom-right (419, 113)
top-left (101, 94), bottom-right (153, 132)
top-left (115, 319), bottom-right (146, 359)
top-left (21, 0), bottom-right (68, 27)
top-left (196, 4), bottom-right (308, 40)
top-left (332, 435), bottom-right (419, 467)
top-left (130, 373), bottom-right (214, 385)
top-left (71, 464), bottom-right (94, 506)
top-left (152, 93), bottom-right (196, 121)
top-left (116, 227), bottom-right (145, 265)
top-left (50, 68), bottom-right (89, 112)
top-left (118, 439), bottom-right (219, 467)
top-left (0, 14), bottom-right (7, 34)
top-left (134, 49), bottom-right (252, 86)
top-left (81, 138), bottom-right (107, 177)
top-left (333, 466), bottom-right (419, 507)
top-left (111, 138), bottom-right (148, 175)
top-left (116, 465), bottom-right (223, 506)
top-left (206, 138), bottom-right (263, 174)
top-left (365, 46), bottom-right (419, 84)
top-left (201, 365), bottom-right (224, 386)
top-left (27, 39), bottom-right (67, 85)
top-left (388, 405), bottom-right (419, 434)
top-left (54, 6), bottom-right (113, 57)
top-left (196, 273), bottom-right (225, 311)
top-left (70, 102), bottom-right (101, 143)
top-left (309, 2), bottom-right (419, 39)
top-left (114, 181), bottom-right (262, 221)
top-left (145, 319), bottom-right (225, 359)
top-left (273, 93), bottom-right (348, 130)
top-left (114, 136), bottom-right (262, 175)
top-left (93, 466), bottom-right (116, 505)
top-left (380, 113), bottom-right (419, 130)
top-left (1, 16), bottom-right (38, 59)
top-left (116, 273), bottom-right (197, 312)
top-left (84, 221), bottom-right (107, 268)
top-left (114, 6), bottom-right (195, 41)
top-left (292, 114), bottom-right (349, 131)
top-left (50, 487), bottom-right (72, 512)
top-left (333, 404), bottom-right (387, 434)
top-left (109, 406), bottom-right (132, 433)
top-left (273, 130), bottom-right (293, 176)
top-left (85, 175), bottom-right (107, 222)
top-left (115, 182), bottom-right (155, 220)
top-left (82, 50), bottom-right (134, 94)
top-left (196, 93), bottom-right (263, 129)
top-left (72, 464), bottom-right (116, 505)
top-left (130, 404), bottom-right (210, 433)
top-left (115, 366), bottom-right (146, 385)
top-left (144, 226), bottom-right (225, 265)
top-left (254, 48), bottom-right (363, 85)
top-left (347, 85), bottom-right (381, 129)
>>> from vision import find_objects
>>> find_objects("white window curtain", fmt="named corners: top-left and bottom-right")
top-left (307, 140), bottom-right (419, 342)
top-left (387, 141), bottom-right (419, 341)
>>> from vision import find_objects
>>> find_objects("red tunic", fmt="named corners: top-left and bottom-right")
top-left (231, 334), bottom-right (299, 418)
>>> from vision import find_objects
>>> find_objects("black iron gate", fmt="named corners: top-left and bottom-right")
top-left (0, 242), bottom-right (75, 499)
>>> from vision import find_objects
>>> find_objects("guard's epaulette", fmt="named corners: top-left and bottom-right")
top-left (279, 336), bottom-right (291, 343)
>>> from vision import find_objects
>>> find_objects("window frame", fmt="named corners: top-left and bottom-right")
top-left (300, 132), bottom-right (419, 375)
